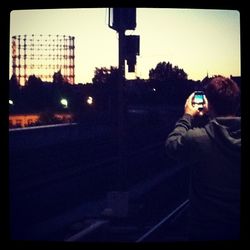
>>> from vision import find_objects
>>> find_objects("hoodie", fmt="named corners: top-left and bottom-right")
top-left (165, 114), bottom-right (241, 240)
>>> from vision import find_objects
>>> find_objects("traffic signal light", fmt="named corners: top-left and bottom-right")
top-left (108, 8), bottom-right (136, 31)
top-left (125, 35), bottom-right (140, 72)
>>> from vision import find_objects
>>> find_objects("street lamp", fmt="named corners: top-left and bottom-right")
top-left (86, 96), bottom-right (93, 105)
top-left (60, 98), bottom-right (68, 108)
top-left (9, 99), bottom-right (14, 105)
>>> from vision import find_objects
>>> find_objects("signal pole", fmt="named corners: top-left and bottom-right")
top-left (117, 28), bottom-right (127, 191)
top-left (106, 8), bottom-right (138, 217)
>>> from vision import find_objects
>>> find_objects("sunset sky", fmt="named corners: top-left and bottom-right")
top-left (9, 8), bottom-right (241, 84)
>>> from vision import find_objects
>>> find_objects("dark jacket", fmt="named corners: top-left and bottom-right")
top-left (165, 114), bottom-right (241, 241)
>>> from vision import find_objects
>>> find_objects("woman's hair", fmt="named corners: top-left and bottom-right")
top-left (204, 75), bottom-right (240, 116)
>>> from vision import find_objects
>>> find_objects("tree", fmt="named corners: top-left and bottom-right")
top-left (26, 74), bottom-right (43, 88)
top-left (149, 61), bottom-right (188, 82)
top-left (9, 73), bottom-right (20, 98)
top-left (53, 69), bottom-right (66, 85)
top-left (92, 66), bottom-right (119, 85)
top-left (91, 66), bottom-right (120, 119)
top-left (22, 75), bottom-right (45, 112)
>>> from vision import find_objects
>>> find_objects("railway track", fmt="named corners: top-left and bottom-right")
top-left (9, 110), bottom-right (188, 241)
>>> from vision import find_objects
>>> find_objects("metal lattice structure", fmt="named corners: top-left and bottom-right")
top-left (12, 34), bottom-right (75, 85)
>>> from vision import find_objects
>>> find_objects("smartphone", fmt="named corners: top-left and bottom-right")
top-left (192, 91), bottom-right (205, 111)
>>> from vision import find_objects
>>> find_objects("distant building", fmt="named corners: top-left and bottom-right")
top-left (9, 113), bottom-right (73, 128)
top-left (9, 114), bottom-right (40, 128)
top-left (11, 34), bottom-right (75, 85)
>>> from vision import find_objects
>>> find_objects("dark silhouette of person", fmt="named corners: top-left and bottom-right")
top-left (165, 75), bottom-right (241, 241)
